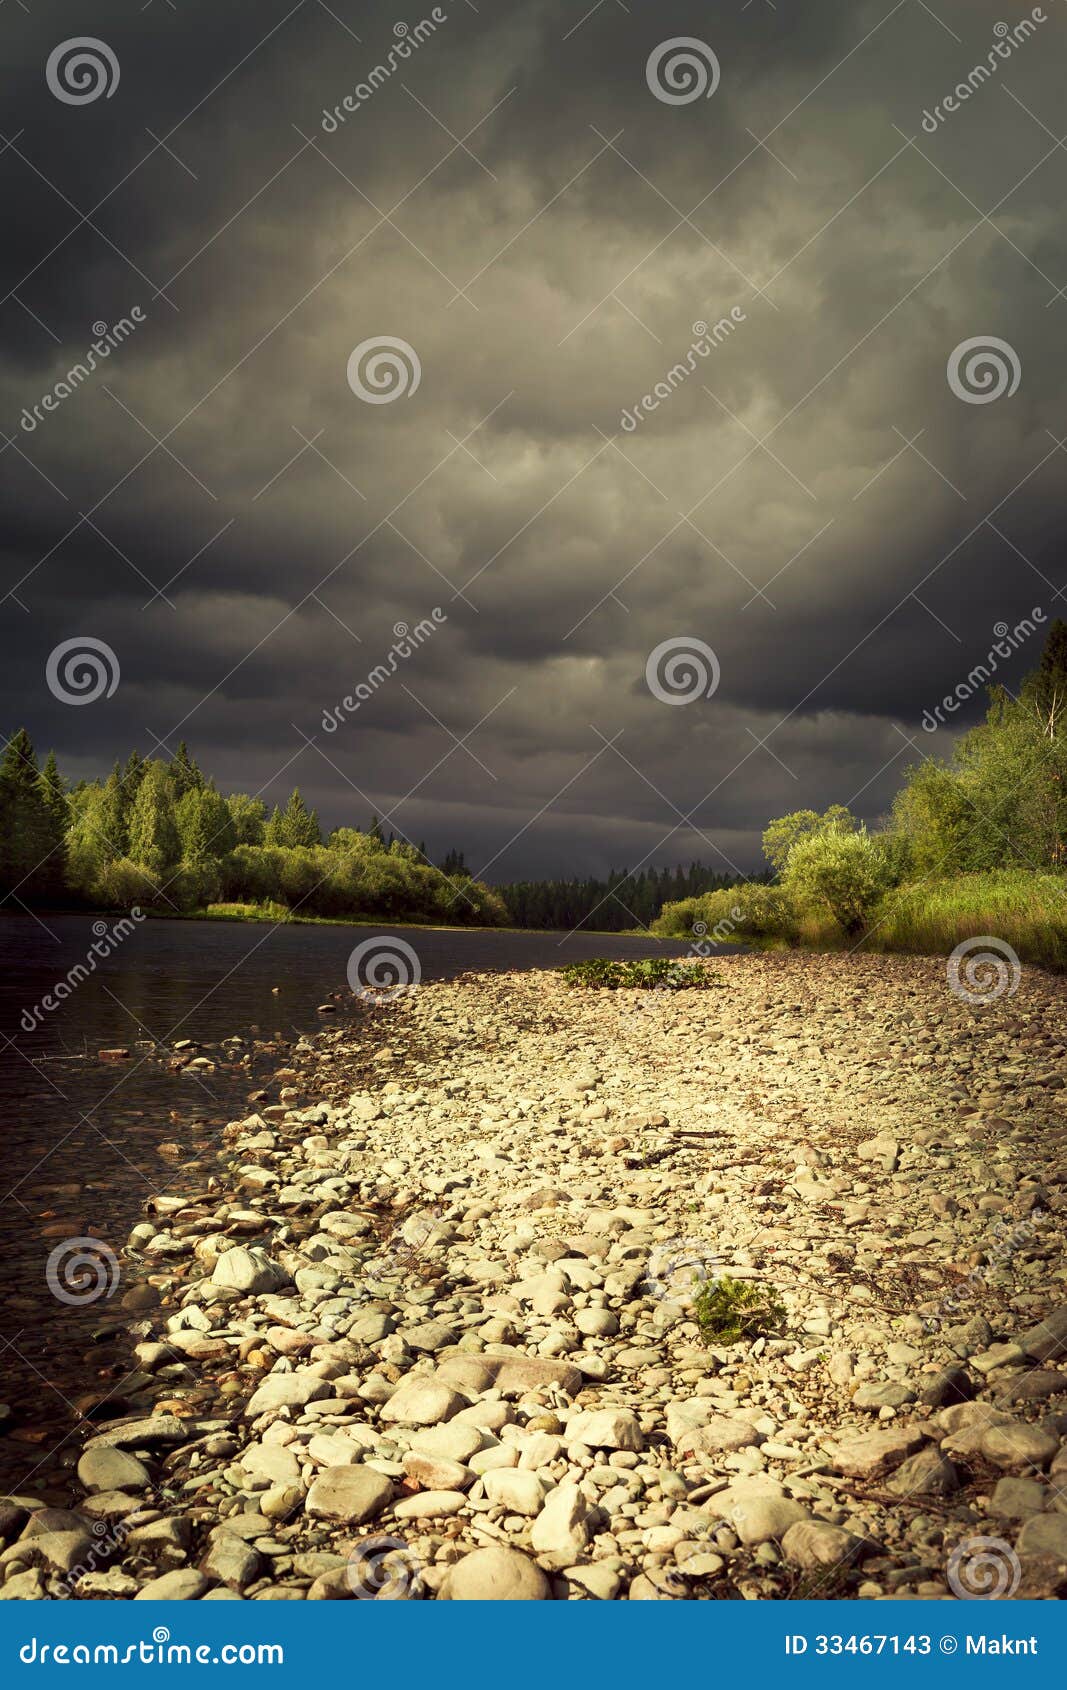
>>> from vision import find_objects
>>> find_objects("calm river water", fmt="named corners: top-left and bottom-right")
top-left (0, 914), bottom-right (698, 1494)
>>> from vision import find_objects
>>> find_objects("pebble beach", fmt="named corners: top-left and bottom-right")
top-left (3, 951), bottom-right (1066, 1602)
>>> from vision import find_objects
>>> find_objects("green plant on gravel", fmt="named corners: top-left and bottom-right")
top-left (559, 957), bottom-right (720, 990)
top-left (694, 1276), bottom-right (787, 1346)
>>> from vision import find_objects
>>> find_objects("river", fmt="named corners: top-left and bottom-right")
top-left (0, 913), bottom-right (699, 1497)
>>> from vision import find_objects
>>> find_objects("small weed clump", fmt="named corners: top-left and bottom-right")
top-left (559, 957), bottom-right (719, 991)
top-left (694, 1276), bottom-right (787, 1345)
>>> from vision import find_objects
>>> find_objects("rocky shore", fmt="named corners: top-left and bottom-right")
top-left (2, 951), bottom-right (1066, 1601)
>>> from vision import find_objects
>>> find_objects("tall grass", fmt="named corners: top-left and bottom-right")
top-left (654, 871), bottom-right (1067, 971)
top-left (865, 871), bottom-right (1067, 970)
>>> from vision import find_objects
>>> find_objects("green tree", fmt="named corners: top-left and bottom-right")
top-left (120, 750), bottom-right (146, 809)
top-left (66, 781), bottom-right (126, 898)
top-left (127, 761), bottom-right (181, 877)
top-left (275, 788), bottom-right (321, 847)
top-left (177, 784), bottom-right (237, 864)
top-left (38, 750), bottom-right (67, 831)
top-left (96, 771), bottom-right (129, 861)
top-left (783, 828), bottom-right (895, 936)
top-left (226, 792), bottom-right (266, 845)
top-left (762, 805), bottom-right (855, 874)
top-left (893, 623), bottom-right (1067, 872)
top-left (1025, 617), bottom-right (1067, 730)
top-left (0, 729), bottom-right (55, 899)
top-left (170, 740), bottom-right (204, 795)
top-left (36, 750), bottom-right (69, 896)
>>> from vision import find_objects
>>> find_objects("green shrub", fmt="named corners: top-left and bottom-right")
top-left (694, 1276), bottom-right (787, 1346)
top-left (782, 828), bottom-right (895, 937)
top-left (92, 856), bottom-right (161, 910)
top-left (202, 901), bottom-right (292, 923)
top-left (654, 883), bottom-right (797, 944)
top-left (559, 957), bottom-right (719, 990)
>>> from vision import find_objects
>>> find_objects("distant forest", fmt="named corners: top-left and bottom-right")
top-left (496, 864), bottom-right (742, 932)
top-left (0, 733), bottom-right (739, 933)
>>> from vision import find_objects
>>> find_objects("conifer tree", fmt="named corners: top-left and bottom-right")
top-left (120, 749), bottom-right (146, 808)
top-left (277, 788), bottom-right (321, 847)
top-left (177, 784), bottom-right (237, 863)
top-left (127, 761), bottom-right (181, 876)
top-left (227, 792), bottom-right (266, 845)
top-left (36, 750), bottom-right (69, 896)
top-left (95, 771), bottom-right (129, 862)
top-left (0, 729), bottom-right (54, 897)
top-left (171, 740), bottom-right (204, 796)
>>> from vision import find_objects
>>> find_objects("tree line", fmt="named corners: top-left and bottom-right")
top-left (497, 863), bottom-right (744, 932)
top-left (0, 735), bottom-right (740, 933)
top-left (0, 737), bottom-right (505, 925)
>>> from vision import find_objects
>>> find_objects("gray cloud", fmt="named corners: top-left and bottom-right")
top-left (2, 0), bottom-right (1065, 877)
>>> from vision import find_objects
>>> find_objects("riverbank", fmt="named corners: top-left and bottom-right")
top-left (189, 905), bottom-right (669, 940)
top-left (4, 952), bottom-right (1066, 1601)
top-left (0, 904), bottom-right (676, 941)
top-left (656, 871), bottom-right (1067, 974)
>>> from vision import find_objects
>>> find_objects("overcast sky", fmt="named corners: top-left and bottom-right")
top-left (2, 0), bottom-right (1064, 878)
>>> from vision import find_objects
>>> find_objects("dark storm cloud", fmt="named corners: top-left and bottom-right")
top-left (2, 0), bottom-right (1065, 876)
